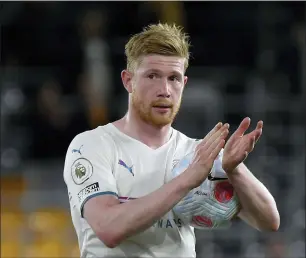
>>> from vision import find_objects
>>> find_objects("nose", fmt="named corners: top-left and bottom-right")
top-left (157, 79), bottom-right (170, 98)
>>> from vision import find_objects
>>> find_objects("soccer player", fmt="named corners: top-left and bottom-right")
top-left (63, 23), bottom-right (280, 257)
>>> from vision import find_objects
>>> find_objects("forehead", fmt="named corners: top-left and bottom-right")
top-left (137, 55), bottom-right (185, 73)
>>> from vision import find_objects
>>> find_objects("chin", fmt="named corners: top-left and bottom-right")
top-left (150, 115), bottom-right (175, 127)
top-left (138, 107), bottom-right (178, 128)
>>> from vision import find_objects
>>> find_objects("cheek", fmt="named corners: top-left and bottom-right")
top-left (134, 79), bottom-right (151, 93)
top-left (136, 87), bottom-right (149, 98)
top-left (137, 83), bottom-right (155, 98)
top-left (144, 92), bottom-right (154, 104)
top-left (173, 86), bottom-right (184, 100)
top-left (133, 87), bottom-right (151, 104)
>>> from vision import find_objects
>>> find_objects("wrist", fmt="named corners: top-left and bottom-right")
top-left (222, 164), bottom-right (234, 174)
top-left (175, 170), bottom-right (194, 193)
top-left (225, 161), bottom-right (243, 172)
top-left (224, 163), bottom-right (244, 179)
top-left (178, 167), bottom-right (197, 191)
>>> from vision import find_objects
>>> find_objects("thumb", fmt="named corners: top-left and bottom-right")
top-left (233, 117), bottom-right (251, 137)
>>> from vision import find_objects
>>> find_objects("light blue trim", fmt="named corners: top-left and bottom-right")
top-left (80, 191), bottom-right (118, 218)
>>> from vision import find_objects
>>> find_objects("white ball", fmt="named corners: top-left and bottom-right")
top-left (171, 151), bottom-right (241, 230)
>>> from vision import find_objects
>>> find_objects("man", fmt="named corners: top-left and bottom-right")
top-left (63, 23), bottom-right (280, 257)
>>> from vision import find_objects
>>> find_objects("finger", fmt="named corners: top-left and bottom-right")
top-left (203, 128), bottom-right (228, 157)
top-left (256, 120), bottom-right (263, 130)
top-left (206, 123), bottom-right (229, 148)
top-left (246, 136), bottom-right (256, 152)
top-left (243, 151), bottom-right (248, 161)
top-left (248, 128), bottom-right (262, 143)
top-left (202, 122), bottom-right (223, 144)
top-left (232, 117), bottom-right (251, 138)
top-left (254, 128), bottom-right (262, 143)
top-left (209, 139), bottom-right (225, 161)
top-left (254, 121), bottom-right (263, 142)
top-left (199, 123), bottom-right (225, 152)
top-left (197, 127), bottom-right (228, 160)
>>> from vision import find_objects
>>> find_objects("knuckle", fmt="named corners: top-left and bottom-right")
top-left (207, 155), bottom-right (214, 163)
top-left (198, 145), bottom-right (207, 153)
top-left (195, 145), bottom-right (201, 152)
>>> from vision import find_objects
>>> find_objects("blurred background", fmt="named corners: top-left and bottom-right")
top-left (0, 1), bottom-right (305, 258)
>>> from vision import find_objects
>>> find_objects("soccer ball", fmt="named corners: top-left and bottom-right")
top-left (171, 151), bottom-right (241, 230)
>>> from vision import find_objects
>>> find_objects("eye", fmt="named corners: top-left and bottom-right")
top-left (169, 75), bottom-right (180, 82)
top-left (148, 73), bottom-right (158, 79)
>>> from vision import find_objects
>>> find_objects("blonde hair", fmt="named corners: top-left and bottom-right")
top-left (125, 23), bottom-right (191, 72)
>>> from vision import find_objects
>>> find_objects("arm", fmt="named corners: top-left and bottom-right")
top-left (222, 118), bottom-right (280, 231)
top-left (226, 162), bottom-right (280, 231)
top-left (66, 123), bottom-right (227, 248)
top-left (84, 170), bottom-right (192, 248)
top-left (82, 122), bottom-right (228, 248)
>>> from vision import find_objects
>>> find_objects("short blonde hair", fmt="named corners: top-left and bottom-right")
top-left (125, 23), bottom-right (191, 72)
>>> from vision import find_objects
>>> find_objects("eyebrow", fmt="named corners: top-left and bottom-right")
top-left (146, 69), bottom-right (183, 77)
top-left (146, 69), bottom-right (163, 74)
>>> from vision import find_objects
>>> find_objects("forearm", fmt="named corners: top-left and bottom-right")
top-left (226, 163), bottom-right (280, 231)
top-left (102, 171), bottom-right (193, 245)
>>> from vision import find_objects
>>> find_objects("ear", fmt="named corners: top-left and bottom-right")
top-left (121, 70), bottom-right (133, 93)
top-left (183, 76), bottom-right (188, 86)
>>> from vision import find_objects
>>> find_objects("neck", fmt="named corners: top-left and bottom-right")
top-left (113, 109), bottom-right (173, 149)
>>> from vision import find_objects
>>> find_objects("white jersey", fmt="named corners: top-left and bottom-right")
top-left (63, 123), bottom-right (226, 258)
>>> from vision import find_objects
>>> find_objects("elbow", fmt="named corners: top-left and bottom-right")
top-left (101, 238), bottom-right (118, 249)
top-left (270, 206), bottom-right (281, 232)
top-left (263, 221), bottom-right (279, 232)
top-left (271, 223), bottom-right (280, 232)
top-left (270, 214), bottom-right (280, 232)
top-left (263, 200), bottom-right (280, 232)
top-left (97, 229), bottom-right (123, 248)
top-left (262, 212), bottom-right (280, 232)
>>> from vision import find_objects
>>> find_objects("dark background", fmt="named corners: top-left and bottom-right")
top-left (1, 2), bottom-right (305, 257)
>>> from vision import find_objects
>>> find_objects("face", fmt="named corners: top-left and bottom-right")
top-left (122, 55), bottom-right (188, 127)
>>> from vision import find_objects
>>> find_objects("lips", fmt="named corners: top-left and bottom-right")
top-left (152, 102), bottom-right (173, 108)
top-left (153, 105), bottom-right (172, 108)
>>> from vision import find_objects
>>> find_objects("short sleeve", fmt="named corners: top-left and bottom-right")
top-left (63, 131), bottom-right (118, 217)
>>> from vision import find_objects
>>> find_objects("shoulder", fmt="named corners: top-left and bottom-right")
top-left (64, 124), bottom-right (118, 172)
top-left (63, 124), bottom-right (117, 182)
top-left (68, 124), bottom-right (116, 152)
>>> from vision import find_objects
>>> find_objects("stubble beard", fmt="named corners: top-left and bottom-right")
top-left (131, 89), bottom-right (181, 128)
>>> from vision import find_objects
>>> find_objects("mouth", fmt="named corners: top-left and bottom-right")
top-left (153, 105), bottom-right (172, 109)
top-left (152, 103), bottom-right (172, 108)
top-left (152, 105), bottom-right (172, 113)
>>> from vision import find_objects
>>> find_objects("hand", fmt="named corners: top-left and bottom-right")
top-left (222, 117), bottom-right (263, 173)
top-left (185, 122), bottom-right (229, 189)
